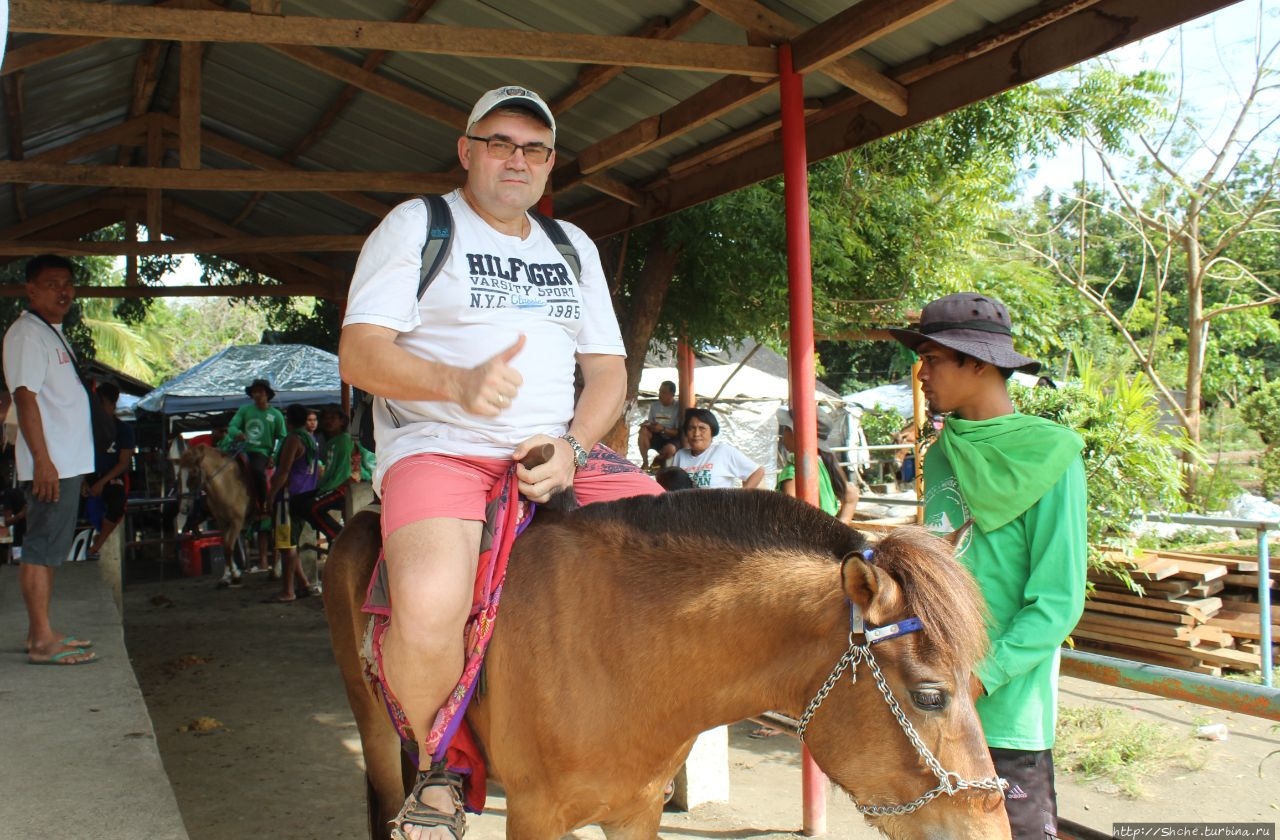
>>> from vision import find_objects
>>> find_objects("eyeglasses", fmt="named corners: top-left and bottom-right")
top-left (466, 135), bottom-right (554, 165)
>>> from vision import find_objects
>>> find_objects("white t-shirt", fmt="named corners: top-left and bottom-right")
top-left (2, 311), bottom-right (95, 481)
top-left (343, 192), bottom-right (624, 491)
top-left (671, 441), bottom-right (760, 489)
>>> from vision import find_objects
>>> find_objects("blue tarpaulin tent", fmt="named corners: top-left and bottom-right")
top-left (135, 344), bottom-right (340, 415)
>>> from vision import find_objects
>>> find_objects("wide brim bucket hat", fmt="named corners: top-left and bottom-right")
top-left (888, 292), bottom-right (1041, 374)
top-left (245, 378), bottom-right (276, 400)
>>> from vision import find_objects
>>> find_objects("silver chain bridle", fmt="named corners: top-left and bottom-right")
top-left (795, 604), bottom-right (1007, 817)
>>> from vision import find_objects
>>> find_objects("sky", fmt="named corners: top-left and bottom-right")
top-left (1021, 0), bottom-right (1279, 198)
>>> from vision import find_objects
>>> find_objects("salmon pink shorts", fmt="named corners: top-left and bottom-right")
top-left (379, 446), bottom-right (662, 538)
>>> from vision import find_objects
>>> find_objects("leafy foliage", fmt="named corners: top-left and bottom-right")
top-left (1239, 381), bottom-right (1280, 446)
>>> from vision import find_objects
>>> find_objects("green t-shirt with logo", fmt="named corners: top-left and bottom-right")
top-left (776, 458), bottom-right (838, 517)
top-left (922, 412), bottom-right (1087, 751)
top-left (221, 403), bottom-right (287, 458)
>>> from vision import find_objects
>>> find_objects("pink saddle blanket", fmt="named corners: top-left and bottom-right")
top-left (360, 464), bottom-right (530, 814)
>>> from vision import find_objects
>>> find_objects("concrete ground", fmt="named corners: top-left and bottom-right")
top-left (0, 559), bottom-right (189, 840)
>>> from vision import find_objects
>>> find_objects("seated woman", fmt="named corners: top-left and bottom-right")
top-left (669, 408), bottom-right (764, 489)
top-left (775, 408), bottom-right (858, 523)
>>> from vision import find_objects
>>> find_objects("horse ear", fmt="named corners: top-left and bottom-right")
top-left (840, 553), bottom-right (897, 619)
top-left (944, 519), bottom-right (974, 547)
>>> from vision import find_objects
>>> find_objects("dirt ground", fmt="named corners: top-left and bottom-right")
top-left (124, 565), bottom-right (1280, 840)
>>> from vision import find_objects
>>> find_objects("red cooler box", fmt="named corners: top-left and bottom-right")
top-left (182, 536), bottom-right (223, 577)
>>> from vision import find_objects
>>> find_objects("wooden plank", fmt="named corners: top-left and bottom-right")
top-left (0, 160), bottom-right (457, 194)
top-left (549, 8), bottom-right (711, 114)
top-left (0, 35), bottom-right (102, 76)
top-left (1088, 589), bottom-right (1222, 619)
top-left (179, 41), bottom-right (202, 170)
top-left (12, 0), bottom-right (778, 76)
top-left (1094, 549), bottom-right (1180, 580)
top-left (791, 0), bottom-right (953, 76)
top-left (696, 0), bottom-right (910, 114)
top-left (1072, 639), bottom-right (1221, 676)
top-left (1224, 572), bottom-right (1280, 588)
top-left (160, 116), bottom-right (394, 220)
top-left (1091, 577), bottom-right (1192, 598)
top-left (1217, 598), bottom-right (1280, 626)
top-left (1205, 611), bottom-right (1280, 641)
top-left (1073, 624), bottom-right (1227, 651)
top-left (1153, 549), bottom-right (1259, 573)
top-left (266, 43), bottom-right (469, 129)
top-left (1082, 600), bottom-right (1198, 625)
top-left (1166, 559), bottom-right (1228, 582)
top-left (1076, 612), bottom-right (1193, 639)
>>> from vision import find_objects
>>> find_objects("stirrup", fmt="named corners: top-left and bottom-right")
top-left (389, 762), bottom-right (466, 840)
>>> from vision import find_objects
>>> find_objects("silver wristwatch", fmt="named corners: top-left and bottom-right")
top-left (561, 433), bottom-right (588, 469)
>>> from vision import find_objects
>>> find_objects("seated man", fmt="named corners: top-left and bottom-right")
top-left (638, 380), bottom-right (681, 470)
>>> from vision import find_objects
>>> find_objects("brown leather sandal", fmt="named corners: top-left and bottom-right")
top-left (389, 762), bottom-right (466, 840)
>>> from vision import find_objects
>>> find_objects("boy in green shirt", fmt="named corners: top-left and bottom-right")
top-left (891, 293), bottom-right (1086, 840)
top-left (221, 378), bottom-right (287, 571)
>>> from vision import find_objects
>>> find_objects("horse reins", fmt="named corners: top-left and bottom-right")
top-left (795, 548), bottom-right (1007, 818)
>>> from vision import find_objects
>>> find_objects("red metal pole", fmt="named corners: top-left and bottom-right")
top-left (677, 337), bottom-right (696, 410)
top-left (779, 42), bottom-right (827, 837)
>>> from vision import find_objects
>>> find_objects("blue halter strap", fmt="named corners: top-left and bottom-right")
top-left (849, 547), bottom-right (925, 645)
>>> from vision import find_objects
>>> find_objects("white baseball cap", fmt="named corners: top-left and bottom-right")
top-left (466, 86), bottom-right (556, 143)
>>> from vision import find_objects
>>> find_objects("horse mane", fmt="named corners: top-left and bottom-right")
top-left (572, 488), bottom-right (867, 560)
top-left (568, 490), bottom-right (987, 668)
top-left (866, 526), bottom-right (989, 669)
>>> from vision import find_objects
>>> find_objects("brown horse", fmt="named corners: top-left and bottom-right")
top-left (178, 444), bottom-right (254, 580)
top-left (324, 488), bottom-right (1009, 840)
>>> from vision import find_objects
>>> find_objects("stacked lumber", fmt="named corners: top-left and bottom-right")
top-left (1074, 548), bottom-right (1279, 677)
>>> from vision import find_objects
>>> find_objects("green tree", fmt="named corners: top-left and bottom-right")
top-left (1012, 35), bottom-right (1280, 475)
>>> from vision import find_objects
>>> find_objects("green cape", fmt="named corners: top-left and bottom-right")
top-left (935, 412), bottom-right (1083, 533)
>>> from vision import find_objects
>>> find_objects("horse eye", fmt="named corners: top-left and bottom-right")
top-left (910, 688), bottom-right (947, 711)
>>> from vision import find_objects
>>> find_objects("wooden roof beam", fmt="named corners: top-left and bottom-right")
top-left (0, 35), bottom-right (100, 76)
top-left (0, 235), bottom-right (366, 257)
top-left (3, 72), bottom-right (29, 221)
top-left (694, 0), bottom-right (910, 115)
top-left (158, 116), bottom-right (396, 219)
top-left (548, 5), bottom-right (712, 115)
top-left (0, 160), bottom-right (459, 194)
top-left (791, 0), bottom-right (958, 80)
top-left (231, 0), bottom-right (441, 226)
top-left (267, 43), bottom-right (469, 130)
top-left (11, 0), bottom-right (778, 76)
top-left (563, 74), bottom-right (775, 181)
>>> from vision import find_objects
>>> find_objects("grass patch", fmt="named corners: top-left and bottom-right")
top-left (1056, 706), bottom-right (1205, 797)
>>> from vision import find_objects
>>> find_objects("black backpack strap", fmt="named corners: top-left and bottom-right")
top-left (416, 194), bottom-right (454, 300)
top-left (530, 212), bottom-right (582, 281)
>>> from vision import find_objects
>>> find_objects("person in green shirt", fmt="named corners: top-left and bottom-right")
top-left (890, 292), bottom-right (1086, 840)
top-left (220, 378), bottom-right (287, 572)
top-left (774, 407), bottom-right (858, 523)
top-left (307, 406), bottom-right (355, 542)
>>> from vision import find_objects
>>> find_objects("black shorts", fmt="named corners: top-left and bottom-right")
top-left (990, 747), bottom-right (1058, 840)
top-left (648, 431), bottom-right (680, 452)
top-left (102, 483), bottom-right (127, 524)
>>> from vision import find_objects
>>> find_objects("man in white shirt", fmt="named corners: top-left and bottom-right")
top-left (340, 85), bottom-right (660, 840)
top-left (3, 255), bottom-right (97, 666)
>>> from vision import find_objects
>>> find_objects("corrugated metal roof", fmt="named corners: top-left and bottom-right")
top-left (0, 0), bottom-right (1237, 297)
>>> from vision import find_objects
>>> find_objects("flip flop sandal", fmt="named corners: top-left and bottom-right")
top-left (30, 648), bottom-right (99, 666)
top-left (390, 762), bottom-right (466, 840)
top-left (24, 635), bottom-right (93, 653)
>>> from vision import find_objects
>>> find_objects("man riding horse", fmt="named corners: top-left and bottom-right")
top-left (338, 84), bottom-right (662, 840)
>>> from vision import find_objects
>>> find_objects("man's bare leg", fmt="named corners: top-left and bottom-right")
top-left (383, 516), bottom-right (482, 840)
top-left (22, 563), bottom-right (93, 663)
top-left (638, 426), bottom-right (653, 469)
